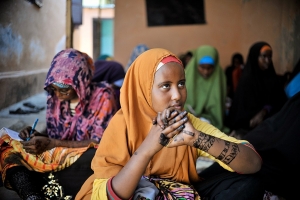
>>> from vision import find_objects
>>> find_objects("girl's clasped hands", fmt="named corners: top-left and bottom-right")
top-left (149, 107), bottom-right (197, 151)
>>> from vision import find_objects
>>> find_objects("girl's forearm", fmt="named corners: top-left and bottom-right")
top-left (192, 130), bottom-right (261, 174)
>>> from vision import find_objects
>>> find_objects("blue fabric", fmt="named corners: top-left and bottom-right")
top-left (198, 55), bottom-right (214, 65)
top-left (133, 176), bottom-right (159, 199)
top-left (285, 72), bottom-right (300, 98)
top-left (126, 44), bottom-right (150, 70)
top-left (53, 82), bottom-right (71, 88)
top-left (113, 79), bottom-right (124, 88)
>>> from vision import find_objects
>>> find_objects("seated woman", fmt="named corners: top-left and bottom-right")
top-left (76, 48), bottom-right (264, 200)
top-left (0, 48), bottom-right (117, 199)
top-left (228, 41), bottom-right (287, 138)
top-left (200, 86), bottom-right (300, 200)
top-left (244, 81), bottom-right (300, 200)
top-left (93, 60), bottom-right (125, 110)
top-left (184, 45), bottom-right (229, 133)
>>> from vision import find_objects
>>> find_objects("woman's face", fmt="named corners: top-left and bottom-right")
top-left (48, 84), bottom-right (78, 102)
top-left (197, 64), bottom-right (214, 78)
top-left (233, 58), bottom-right (242, 68)
top-left (151, 62), bottom-right (187, 113)
top-left (258, 49), bottom-right (272, 71)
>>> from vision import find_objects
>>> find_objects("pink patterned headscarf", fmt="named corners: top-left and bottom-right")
top-left (44, 48), bottom-right (117, 142)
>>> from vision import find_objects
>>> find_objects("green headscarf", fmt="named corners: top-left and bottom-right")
top-left (184, 45), bottom-right (229, 133)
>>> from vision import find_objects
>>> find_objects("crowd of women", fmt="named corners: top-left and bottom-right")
top-left (0, 41), bottom-right (299, 200)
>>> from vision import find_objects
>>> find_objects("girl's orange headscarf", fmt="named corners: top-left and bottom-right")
top-left (91, 48), bottom-right (199, 183)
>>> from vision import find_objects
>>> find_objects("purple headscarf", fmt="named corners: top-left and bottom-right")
top-left (92, 60), bottom-right (125, 84)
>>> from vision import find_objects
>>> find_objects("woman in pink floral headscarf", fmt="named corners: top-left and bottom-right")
top-left (0, 48), bottom-right (117, 199)
top-left (44, 48), bottom-right (117, 142)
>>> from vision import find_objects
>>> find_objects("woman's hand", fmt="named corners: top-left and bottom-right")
top-left (155, 107), bottom-right (181, 129)
top-left (154, 109), bottom-right (197, 148)
top-left (20, 136), bottom-right (54, 155)
top-left (19, 126), bottom-right (48, 141)
top-left (142, 108), bottom-right (188, 156)
top-left (165, 116), bottom-right (197, 148)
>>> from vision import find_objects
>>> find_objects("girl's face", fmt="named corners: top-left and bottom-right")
top-left (258, 49), bottom-right (272, 71)
top-left (233, 58), bottom-right (242, 68)
top-left (197, 64), bottom-right (214, 79)
top-left (48, 84), bottom-right (78, 102)
top-left (151, 62), bottom-right (187, 112)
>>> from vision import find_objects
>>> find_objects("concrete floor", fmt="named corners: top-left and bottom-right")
top-left (0, 92), bottom-right (47, 133)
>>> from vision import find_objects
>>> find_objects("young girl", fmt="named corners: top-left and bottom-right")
top-left (184, 45), bottom-right (229, 133)
top-left (76, 48), bottom-right (264, 200)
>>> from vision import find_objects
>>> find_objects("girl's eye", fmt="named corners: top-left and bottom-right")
top-left (178, 81), bottom-right (185, 87)
top-left (49, 87), bottom-right (56, 91)
top-left (161, 84), bottom-right (170, 89)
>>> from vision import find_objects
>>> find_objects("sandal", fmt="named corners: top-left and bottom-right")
top-left (23, 102), bottom-right (45, 111)
top-left (9, 108), bottom-right (40, 114)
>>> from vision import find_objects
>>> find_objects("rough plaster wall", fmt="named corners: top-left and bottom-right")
top-left (279, 0), bottom-right (300, 74)
top-left (114, 0), bottom-right (300, 74)
top-left (293, 12), bottom-right (300, 69)
top-left (240, 0), bottom-right (300, 75)
top-left (0, 0), bottom-right (66, 110)
top-left (0, 24), bottom-right (23, 68)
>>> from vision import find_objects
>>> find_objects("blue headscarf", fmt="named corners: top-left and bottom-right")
top-left (198, 55), bottom-right (215, 65)
top-left (126, 44), bottom-right (149, 71)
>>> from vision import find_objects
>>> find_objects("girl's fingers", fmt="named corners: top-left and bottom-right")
top-left (156, 109), bottom-right (187, 134)
top-left (152, 117), bottom-right (157, 125)
top-left (161, 109), bottom-right (170, 127)
top-left (168, 110), bottom-right (187, 126)
top-left (159, 116), bottom-right (188, 147)
top-left (163, 108), bottom-right (179, 120)
top-left (164, 116), bottom-right (188, 138)
top-left (19, 126), bottom-right (31, 139)
top-left (168, 110), bottom-right (180, 122)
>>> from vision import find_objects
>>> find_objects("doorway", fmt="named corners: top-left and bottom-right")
top-left (93, 18), bottom-right (114, 60)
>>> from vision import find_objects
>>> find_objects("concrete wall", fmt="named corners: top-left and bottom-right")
top-left (114, 0), bottom-right (300, 75)
top-left (0, 0), bottom-right (66, 110)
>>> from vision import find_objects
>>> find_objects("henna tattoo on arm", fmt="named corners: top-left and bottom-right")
top-left (193, 131), bottom-right (241, 165)
top-left (216, 141), bottom-right (240, 164)
top-left (216, 141), bottom-right (230, 160)
top-left (222, 143), bottom-right (240, 165)
top-left (193, 131), bottom-right (215, 152)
